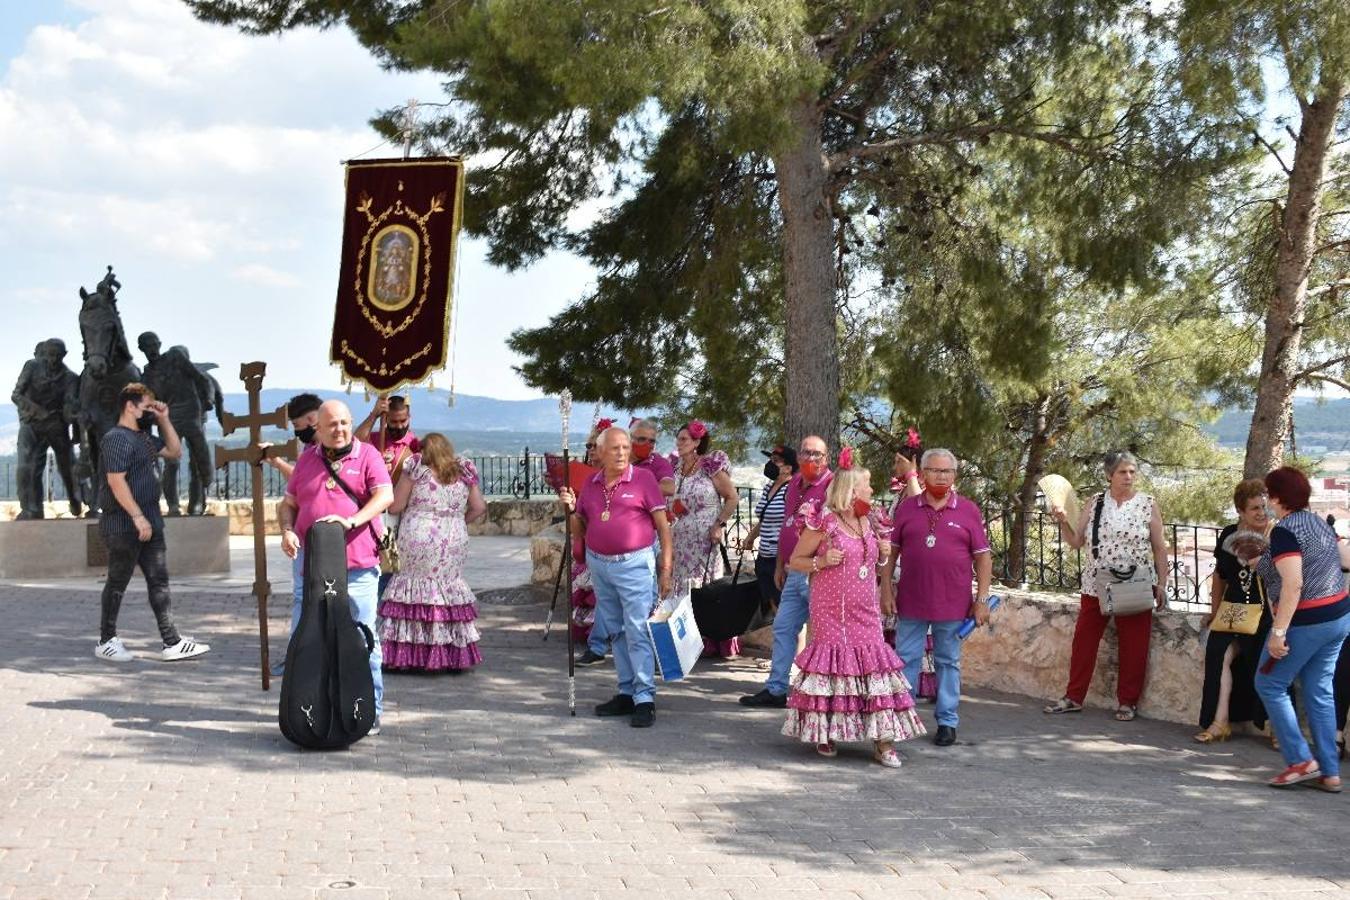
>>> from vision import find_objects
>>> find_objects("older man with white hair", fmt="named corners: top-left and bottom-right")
top-left (277, 400), bottom-right (394, 731)
top-left (560, 427), bottom-right (674, 728)
top-left (880, 448), bottom-right (992, 747)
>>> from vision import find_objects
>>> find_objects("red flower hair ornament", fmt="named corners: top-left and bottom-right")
top-left (906, 427), bottom-right (922, 449)
top-left (838, 446), bottom-right (855, 470)
top-left (686, 420), bottom-right (708, 441)
top-left (595, 417), bottom-right (615, 432)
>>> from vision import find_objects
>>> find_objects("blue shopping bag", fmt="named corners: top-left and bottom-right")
top-left (648, 590), bottom-right (702, 681)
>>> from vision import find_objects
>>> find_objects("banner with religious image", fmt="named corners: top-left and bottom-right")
top-left (330, 157), bottom-right (465, 393)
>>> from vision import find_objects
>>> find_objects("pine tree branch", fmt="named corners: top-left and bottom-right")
top-left (1295, 354), bottom-right (1350, 383)
top-left (1303, 374), bottom-right (1350, 393)
top-left (1250, 128), bottom-right (1292, 177)
top-left (828, 122), bottom-right (1111, 169)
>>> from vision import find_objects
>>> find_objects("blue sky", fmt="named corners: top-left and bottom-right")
top-left (0, 0), bottom-right (593, 401)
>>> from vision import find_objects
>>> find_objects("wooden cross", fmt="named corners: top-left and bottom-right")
top-left (213, 362), bottom-right (297, 691)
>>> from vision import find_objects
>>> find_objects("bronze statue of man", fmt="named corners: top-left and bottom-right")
top-left (11, 338), bottom-right (81, 519)
top-left (138, 332), bottom-right (214, 516)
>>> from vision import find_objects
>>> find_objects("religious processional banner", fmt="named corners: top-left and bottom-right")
top-left (330, 157), bottom-right (465, 393)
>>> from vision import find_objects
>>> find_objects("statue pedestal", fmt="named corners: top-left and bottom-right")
top-left (0, 517), bottom-right (230, 579)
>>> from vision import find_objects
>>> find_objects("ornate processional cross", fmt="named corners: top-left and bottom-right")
top-left (213, 362), bottom-right (297, 691)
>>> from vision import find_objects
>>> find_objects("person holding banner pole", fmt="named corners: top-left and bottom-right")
top-left (559, 427), bottom-right (673, 728)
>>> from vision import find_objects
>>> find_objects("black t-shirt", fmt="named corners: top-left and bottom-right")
top-left (1214, 523), bottom-right (1269, 606)
top-left (99, 425), bottom-right (165, 537)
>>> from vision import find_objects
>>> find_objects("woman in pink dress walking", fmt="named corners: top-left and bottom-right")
top-left (782, 452), bottom-right (926, 768)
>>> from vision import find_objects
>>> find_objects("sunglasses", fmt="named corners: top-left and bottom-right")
top-left (631, 437), bottom-right (654, 444)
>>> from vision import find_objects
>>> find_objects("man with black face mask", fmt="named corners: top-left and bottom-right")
top-left (263, 392), bottom-right (323, 481)
top-left (355, 394), bottom-right (419, 486)
top-left (94, 382), bottom-right (210, 663)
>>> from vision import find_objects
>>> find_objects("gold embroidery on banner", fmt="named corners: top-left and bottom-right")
top-left (352, 191), bottom-right (449, 338)
top-left (339, 339), bottom-right (434, 378)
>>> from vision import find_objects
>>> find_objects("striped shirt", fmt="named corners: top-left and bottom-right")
top-left (98, 425), bottom-right (165, 537)
top-left (754, 479), bottom-right (789, 559)
top-left (1260, 509), bottom-right (1350, 626)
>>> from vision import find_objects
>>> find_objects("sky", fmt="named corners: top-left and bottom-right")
top-left (0, 0), bottom-right (594, 400)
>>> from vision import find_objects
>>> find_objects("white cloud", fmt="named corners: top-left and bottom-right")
top-left (0, 0), bottom-right (596, 404)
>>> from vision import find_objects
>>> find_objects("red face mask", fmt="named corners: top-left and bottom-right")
top-left (851, 498), bottom-right (872, 519)
top-left (927, 482), bottom-right (952, 500)
top-left (631, 442), bottom-right (653, 461)
top-left (800, 460), bottom-right (822, 481)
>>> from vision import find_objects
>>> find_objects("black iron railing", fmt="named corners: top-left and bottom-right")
top-left (988, 507), bottom-right (1221, 611)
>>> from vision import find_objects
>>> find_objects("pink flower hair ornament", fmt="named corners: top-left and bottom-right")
top-left (686, 420), bottom-right (708, 441)
top-left (906, 427), bottom-right (922, 449)
top-left (838, 446), bottom-right (855, 470)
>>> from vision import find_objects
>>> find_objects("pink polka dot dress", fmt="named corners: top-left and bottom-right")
top-left (782, 510), bottom-right (926, 745)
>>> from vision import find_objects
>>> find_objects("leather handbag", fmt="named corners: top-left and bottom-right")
top-left (1091, 494), bottom-right (1155, 617)
top-left (378, 527), bottom-right (401, 575)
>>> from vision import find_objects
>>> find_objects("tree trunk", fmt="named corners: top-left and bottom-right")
top-left (1243, 82), bottom-right (1347, 478)
top-left (1007, 396), bottom-right (1052, 585)
top-left (773, 95), bottom-right (841, 450)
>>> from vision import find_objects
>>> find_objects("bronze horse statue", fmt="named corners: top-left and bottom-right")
top-left (75, 266), bottom-right (141, 514)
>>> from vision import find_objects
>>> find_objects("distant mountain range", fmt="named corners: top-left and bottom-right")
top-left (0, 388), bottom-right (646, 456)
top-left (3, 389), bottom-right (1347, 456)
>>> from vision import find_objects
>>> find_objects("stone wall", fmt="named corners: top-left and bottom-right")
top-left (961, 589), bottom-right (1205, 726)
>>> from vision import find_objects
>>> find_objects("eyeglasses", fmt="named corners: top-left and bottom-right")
top-left (922, 467), bottom-right (956, 476)
top-left (631, 437), bottom-right (653, 444)
top-left (585, 442), bottom-right (596, 450)
top-left (799, 450), bottom-right (826, 460)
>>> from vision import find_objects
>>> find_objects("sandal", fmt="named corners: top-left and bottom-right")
top-left (1115, 705), bottom-right (1138, 722)
top-left (816, 741), bottom-right (837, 758)
top-left (873, 744), bottom-right (902, 768)
top-left (1043, 697), bottom-right (1083, 714)
top-left (1270, 759), bottom-right (1320, 788)
top-left (1193, 723), bottom-right (1231, 744)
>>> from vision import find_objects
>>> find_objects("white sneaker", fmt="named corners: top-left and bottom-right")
top-left (161, 637), bottom-right (210, 661)
top-left (94, 637), bottom-right (133, 663)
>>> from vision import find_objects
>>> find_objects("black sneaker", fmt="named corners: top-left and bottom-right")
top-left (595, 694), bottom-right (636, 717)
top-left (630, 702), bottom-right (656, 728)
top-left (575, 649), bottom-right (606, 667)
top-left (739, 688), bottom-right (787, 709)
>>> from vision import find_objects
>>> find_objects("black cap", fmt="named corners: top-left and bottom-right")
top-left (760, 445), bottom-right (798, 469)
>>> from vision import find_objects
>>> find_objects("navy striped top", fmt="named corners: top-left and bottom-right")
top-left (1259, 509), bottom-right (1350, 626)
top-left (754, 479), bottom-right (789, 559)
top-left (98, 426), bottom-right (165, 537)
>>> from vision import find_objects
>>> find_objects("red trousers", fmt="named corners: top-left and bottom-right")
top-left (1065, 594), bottom-right (1153, 706)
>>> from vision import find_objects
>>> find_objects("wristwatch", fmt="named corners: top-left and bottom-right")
top-left (1272, 627), bottom-right (1288, 638)
top-left (974, 596), bottom-right (990, 606)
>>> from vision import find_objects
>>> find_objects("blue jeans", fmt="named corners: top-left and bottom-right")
top-left (589, 535), bottom-right (660, 656)
top-left (1256, 612), bottom-right (1350, 776)
top-left (897, 619), bottom-right (963, 727)
top-left (288, 550), bottom-right (384, 717)
top-left (587, 548), bottom-right (658, 705)
top-left (765, 571), bottom-right (810, 696)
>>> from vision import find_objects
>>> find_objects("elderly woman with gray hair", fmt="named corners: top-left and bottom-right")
top-left (1044, 450), bottom-right (1168, 721)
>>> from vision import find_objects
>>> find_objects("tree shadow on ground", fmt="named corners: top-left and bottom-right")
top-left (10, 581), bottom-right (1350, 879)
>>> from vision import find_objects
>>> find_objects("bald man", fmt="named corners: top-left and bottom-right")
top-left (277, 400), bottom-right (394, 730)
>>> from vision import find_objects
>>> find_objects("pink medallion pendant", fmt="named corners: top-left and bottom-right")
top-left (858, 565), bottom-right (870, 581)
top-left (600, 511), bottom-right (610, 522)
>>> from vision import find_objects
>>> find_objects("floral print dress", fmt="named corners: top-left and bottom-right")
top-left (377, 456), bottom-right (482, 671)
top-left (669, 451), bottom-right (738, 655)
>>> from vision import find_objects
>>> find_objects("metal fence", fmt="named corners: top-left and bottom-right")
top-left (0, 448), bottom-right (553, 502)
top-left (1, 456), bottom-right (1222, 607)
top-left (987, 507), bottom-right (1222, 611)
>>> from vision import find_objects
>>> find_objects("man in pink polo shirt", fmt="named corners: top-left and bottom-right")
top-left (880, 448), bottom-right (992, 747)
top-left (278, 400), bottom-right (394, 730)
top-left (575, 417), bottom-right (677, 667)
top-left (560, 427), bottom-right (673, 728)
top-left (740, 434), bottom-right (833, 708)
top-left (356, 394), bottom-right (420, 484)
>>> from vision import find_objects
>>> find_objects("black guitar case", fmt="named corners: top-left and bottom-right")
top-left (278, 521), bottom-right (377, 749)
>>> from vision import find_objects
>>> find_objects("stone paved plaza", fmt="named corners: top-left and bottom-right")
top-left (3, 535), bottom-right (1350, 899)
